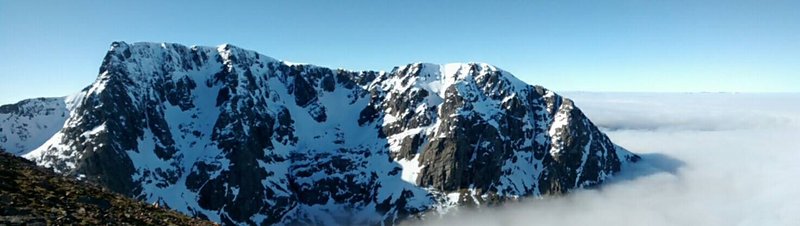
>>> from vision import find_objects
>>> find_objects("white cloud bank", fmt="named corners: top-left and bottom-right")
top-left (417, 92), bottom-right (800, 226)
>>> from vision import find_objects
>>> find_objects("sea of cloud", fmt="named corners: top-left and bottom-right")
top-left (418, 92), bottom-right (800, 226)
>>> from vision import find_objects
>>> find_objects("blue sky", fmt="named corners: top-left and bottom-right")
top-left (1, 0), bottom-right (798, 105)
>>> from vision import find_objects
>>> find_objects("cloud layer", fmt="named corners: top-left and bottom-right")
top-left (418, 92), bottom-right (800, 226)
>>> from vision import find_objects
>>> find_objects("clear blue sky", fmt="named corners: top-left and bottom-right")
top-left (1, 0), bottom-right (798, 105)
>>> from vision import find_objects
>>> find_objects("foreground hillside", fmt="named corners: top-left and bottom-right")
top-left (0, 150), bottom-right (216, 225)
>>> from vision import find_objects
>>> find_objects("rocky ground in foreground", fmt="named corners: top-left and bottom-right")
top-left (0, 150), bottom-right (216, 226)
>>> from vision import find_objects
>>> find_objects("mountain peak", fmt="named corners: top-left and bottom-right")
top-left (2, 41), bottom-right (637, 225)
top-left (386, 62), bottom-right (528, 101)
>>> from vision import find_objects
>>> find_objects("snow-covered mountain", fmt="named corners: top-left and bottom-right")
top-left (0, 42), bottom-right (639, 225)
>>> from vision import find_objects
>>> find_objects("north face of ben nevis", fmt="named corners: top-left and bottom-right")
top-left (0, 42), bottom-right (639, 225)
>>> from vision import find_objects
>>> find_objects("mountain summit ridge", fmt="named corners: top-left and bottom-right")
top-left (0, 41), bottom-right (639, 225)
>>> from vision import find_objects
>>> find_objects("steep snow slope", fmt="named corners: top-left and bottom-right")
top-left (1, 42), bottom-right (638, 225)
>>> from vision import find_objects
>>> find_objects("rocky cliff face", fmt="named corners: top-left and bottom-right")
top-left (0, 42), bottom-right (639, 225)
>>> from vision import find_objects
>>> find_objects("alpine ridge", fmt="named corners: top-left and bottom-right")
top-left (0, 41), bottom-right (639, 225)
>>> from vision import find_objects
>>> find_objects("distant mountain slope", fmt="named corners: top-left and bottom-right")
top-left (0, 96), bottom-right (78, 155)
top-left (0, 42), bottom-right (639, 225)
top-left (0, 149), bottom-right (216, 225)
